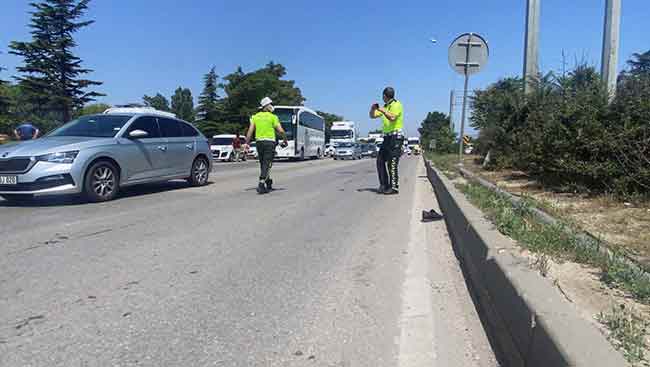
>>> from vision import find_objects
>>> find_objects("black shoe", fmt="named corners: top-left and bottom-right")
top-left (421, 209), bottom-right (443, 222)
top-left (383, 188), bottom-right (399, 195)
top-left (265, 179), bottom-right (273, 191)
top-left (377, 186), bottom-right (387, 194)
top-left (257, 182), bottom-right (268, 194)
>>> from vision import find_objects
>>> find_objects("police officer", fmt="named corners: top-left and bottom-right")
top-left (369, 87), bottom-right (404, 195)
top-left (245, 97), bottom-right (288, 194)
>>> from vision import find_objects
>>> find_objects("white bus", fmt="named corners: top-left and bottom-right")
top-left (273, 106), bottom-right (325, 160)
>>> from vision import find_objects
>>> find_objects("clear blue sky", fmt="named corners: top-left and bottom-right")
top-left (1, 0), bottom-right (647, 136)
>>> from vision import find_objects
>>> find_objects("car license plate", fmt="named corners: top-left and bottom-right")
top-left (0, 175), bottom-right (17, 185)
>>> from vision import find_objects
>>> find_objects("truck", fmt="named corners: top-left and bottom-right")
top-left (330, 121), bottom-right (358, 146)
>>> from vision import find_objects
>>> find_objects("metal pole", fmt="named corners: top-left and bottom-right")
top-left (449, 90), bottom-right (455, 130)
top-left (601, 0), bottom-right (621, 100)
top-left (523, 0), bottom-right (540, 94)
top-left (459, 34), bottom-right (473, 164)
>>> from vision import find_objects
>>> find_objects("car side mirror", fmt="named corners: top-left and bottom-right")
top-left (128, 129), bottom-right (149, 139)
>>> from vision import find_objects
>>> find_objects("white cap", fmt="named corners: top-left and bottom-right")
top-left (259, 97), bottom-right (273, 109)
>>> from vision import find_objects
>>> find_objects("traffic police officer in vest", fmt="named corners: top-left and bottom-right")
top-left (245, 97), bottom-right (288, 194)
top-left (369, 87), bottom-right (404, 195)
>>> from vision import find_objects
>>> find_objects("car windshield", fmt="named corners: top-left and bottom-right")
top-left (331, 130), bottom-right (353, 139)
top-left (47, 115), bottom-right (131, 138)
top-left (337, 143), bottom-right (353, 148)
top-left (212, 137), bottom-right (234, 145)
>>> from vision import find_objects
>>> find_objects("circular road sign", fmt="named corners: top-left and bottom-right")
top-left (448, 33), bottom-right (489, 76)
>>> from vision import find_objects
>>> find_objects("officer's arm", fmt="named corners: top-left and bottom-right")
top-left (245, 122), bottom-right (255, 145)
top-left (274, 124), bottom-right (288, 143)
top-left (378, 107), bottom-right (398, 122)
top-left (369, 105), bottom-right (381, 119)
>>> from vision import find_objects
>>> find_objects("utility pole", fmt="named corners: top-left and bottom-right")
top-left (601, 0), bottom-right (621, 99)
top-left (523, 0), bottom-right (540, 94)
top-left (448, 90), bottom-right (455, 131)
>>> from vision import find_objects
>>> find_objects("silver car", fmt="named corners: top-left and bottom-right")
top-left (0, 111), bottom-right (212, 203)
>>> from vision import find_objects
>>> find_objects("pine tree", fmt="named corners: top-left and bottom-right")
top-left (171, 87), bottom-right (195, 122)
top-left (9, 0), bottom-right (103, 123)
top-left (196, 67), bottom-right (220, 121)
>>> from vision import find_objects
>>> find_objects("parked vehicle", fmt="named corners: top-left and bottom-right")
top-left (324, 143), bottom-right (336, 157)
top-left (334, 142), bottom-right (362, 160)
top-left (211, 134), bottom-right (245, 162)
top-left (0, 107), bottom-right (212, 203)
top-left (246, 141), bottom-right (258, 160)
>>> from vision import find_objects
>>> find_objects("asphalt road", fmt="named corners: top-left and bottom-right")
top-left (0, 157), bottom-right (496, 367)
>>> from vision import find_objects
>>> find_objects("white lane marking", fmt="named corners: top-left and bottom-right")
top-left (398, 161), bottom-right (436, 366)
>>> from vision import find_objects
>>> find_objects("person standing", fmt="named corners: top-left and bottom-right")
top-left (369, 87), bottom-right (404, 195)
top-left (232, 132), bottom-right (243, 162)
top-left (13, 122), bottom-right (40, 141)
top-left (245, 97), bottom-right (288, 194)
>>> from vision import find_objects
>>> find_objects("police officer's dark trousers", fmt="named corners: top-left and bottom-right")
top-left (257, 140), bottom-right (276, 182)
top-left (376, 135), bottom-right (402, 191)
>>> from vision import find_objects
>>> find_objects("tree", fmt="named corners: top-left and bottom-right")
top-left (143, 93), bottom-right (170, 112)
top-left (196, 67), bottom-right (221, 122)
top-left (73, 103), bottom-right (111, 118)
top-left (171, 87), bottom-right (195, 121)
top-left (220, 62), bottom-right (305, 129)
top-left (418, 111), bottom-right (456, 153)
top-left (626, 50), bottom-right (650, 75)
top-left (9, 0), bottom-right (103, 123)
top-left (316, 110), bottom-right (344, 143)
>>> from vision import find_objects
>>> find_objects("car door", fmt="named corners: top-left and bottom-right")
top-left (158, 118), bottom-right (195, 176)
top-left (120, 116), bottom-right (167, 182)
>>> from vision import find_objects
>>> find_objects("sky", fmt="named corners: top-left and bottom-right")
top-left (1, 0), bottom-right (648, 137)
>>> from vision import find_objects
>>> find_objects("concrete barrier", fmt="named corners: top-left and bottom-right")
top-left (425, 160), bottom-right (628, 367)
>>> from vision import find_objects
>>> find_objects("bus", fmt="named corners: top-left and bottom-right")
top-left (273, 106), bottom-right (325, 160)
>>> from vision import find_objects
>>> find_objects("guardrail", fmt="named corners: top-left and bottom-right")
top-left (425, 159), bottom-right (628, 367)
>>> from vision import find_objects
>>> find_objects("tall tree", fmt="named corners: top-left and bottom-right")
top-left (196, 67), bottom-right (220, 122)
top-left (418, 111), bottom-right (456, 153)
top-left (9, 0), bottom-right (103, 123)
top-left (143, 93), bottom-right (170, 111)
top-left (73, 103), bottom-right (111, 118)
top-left (171, 87), bottom-right (195, 121)
top-left (221, 61), bottom-right (305, 128)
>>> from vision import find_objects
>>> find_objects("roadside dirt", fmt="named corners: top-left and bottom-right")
top-left (462, 156), bottom-right (650, 269)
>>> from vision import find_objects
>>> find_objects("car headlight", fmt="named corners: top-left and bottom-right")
top-left (37, 151), bottom-right (79, 164)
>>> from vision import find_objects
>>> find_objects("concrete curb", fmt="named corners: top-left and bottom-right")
top-left (425, 160), bottom-right (629, 367)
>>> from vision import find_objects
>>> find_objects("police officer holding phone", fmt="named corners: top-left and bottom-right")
top-left (369, 87), bottom-right (404, 195)
top-left (245, 97), bottom-right (288, 194)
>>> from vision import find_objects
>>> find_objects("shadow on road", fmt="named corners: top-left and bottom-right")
top-left (356, 188), bottom-right (381, 194)
top-left (0, 181), bottom-right (214, 208)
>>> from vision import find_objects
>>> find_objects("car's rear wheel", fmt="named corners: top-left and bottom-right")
top-left (0, 194), bottom-right (34, 203)
top-left (84, 160), bottom-right (119, 202)
top-left (188, 156), bottom-right (210, 187)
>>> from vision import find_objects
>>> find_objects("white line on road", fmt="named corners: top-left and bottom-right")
top-left (398, 161), bottom-right (437, 366)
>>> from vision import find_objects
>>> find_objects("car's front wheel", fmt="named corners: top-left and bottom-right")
top-left (84, 160), bottom-right (120, 202)
top-left (188, 156), bottom-right (210, 187)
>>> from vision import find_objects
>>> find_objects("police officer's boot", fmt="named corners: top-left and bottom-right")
top-left (265, 178), bottom-right (273, 191)
top-left (257, 181), bottom-right (268, 194)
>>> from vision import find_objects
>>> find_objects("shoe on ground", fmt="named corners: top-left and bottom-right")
top-left (377, 186), bottom-right (387, 194)
top-left (266, 179), bottom-right (273, 191)
top-left (421, 209), bottom-right (443, 222)
top-left (383, 188), bottom-right (399, 195)
top-left (257, 182), bottom-right (268, 194)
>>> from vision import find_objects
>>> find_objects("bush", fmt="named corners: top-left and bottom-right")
top-left (470, 57), bottom-right (650, 198)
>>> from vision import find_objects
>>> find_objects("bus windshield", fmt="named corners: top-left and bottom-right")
top-left (273, 109), bottom-right (295, 140)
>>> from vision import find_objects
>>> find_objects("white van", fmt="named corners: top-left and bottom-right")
top-left (211, 134), bottom-right (245, 162)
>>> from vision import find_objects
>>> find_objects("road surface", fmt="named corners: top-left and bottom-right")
top-left (0, 157), bottom-right (496, 366)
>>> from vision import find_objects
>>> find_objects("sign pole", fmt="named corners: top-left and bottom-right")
top-left (458, 33), bottom-right (474, 164)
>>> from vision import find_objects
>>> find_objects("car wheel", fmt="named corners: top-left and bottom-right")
top-left (300, 148), bottom-right (305, 161)
top-left (84, 160), bottom-right (119, 202)
top-left (188, 156), bottom-right (210, 187)
top-left (0, 194), bottom-right (35, 203)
